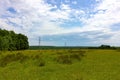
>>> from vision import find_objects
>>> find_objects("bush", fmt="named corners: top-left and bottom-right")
top-left (70, 53), bottom-right (81, 60)
top-left (15, 52), bottom-right (29, 63)
top-left (32, 54), bottom-right (45, 67)
top-left (55, 50), bottom-right (86, 64)
top-left (0, 52), bottom-right (28, 67)
top-left (38, 60), bottom-right (45, 67)
top-left (68, 50), bottom-right (85, 56)
top-left (56, 54), bottom-right (72, 64)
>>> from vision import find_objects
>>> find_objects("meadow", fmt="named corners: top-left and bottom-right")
top-left (0, 49), bottom-right (120, 80)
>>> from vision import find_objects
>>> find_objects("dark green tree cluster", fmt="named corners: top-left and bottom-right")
top-left (99, 45), bottom-right (110, 49)
top-left (99, 45), bottom-right (116, 49)
top-left (0, 29), bottom-right (29, 51)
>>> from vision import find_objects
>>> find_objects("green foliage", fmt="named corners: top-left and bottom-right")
top-left (16, 34), bottom-right (29, 50)
top-left (99, 45), bottom-right (111, 49)
top-left (0, 29), bottom-right (29, 51)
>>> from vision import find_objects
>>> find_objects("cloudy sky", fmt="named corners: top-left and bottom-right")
top-left (0, 0), bottom-right (120, 46)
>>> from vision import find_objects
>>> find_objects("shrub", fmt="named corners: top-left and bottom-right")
top-left (55, 50), bottom-right (86, 64)
top-left (38, 60), bottom-right (45, 67)
top-left (0, 52), bottom-right (28, 67)
top-left (70, 53), bottom-right (81, 61)
top-left (15, 52), bottom-right (29, 63)
top-left (32, 54), bottom-right (45, 67)
top-left (56, 54), bottom-right (72, 64)
top-left (68, 50), bottom-right (86, 60)
top-left (69, 50), bottom-right (85, 55)
top-left (32, 55), bottom-right (40, 60)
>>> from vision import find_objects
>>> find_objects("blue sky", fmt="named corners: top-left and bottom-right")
top-left (0, 0), bottom-right (120, 46)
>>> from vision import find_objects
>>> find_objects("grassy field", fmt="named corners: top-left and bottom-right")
top-left (0, 49), bottom-right (120, 80)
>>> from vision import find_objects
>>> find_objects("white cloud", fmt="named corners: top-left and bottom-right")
top-left (0, 0), bottom-right (120, 45)
top-left (92, 0), bottom-right (120, 26)
top-left (83, 0), bottom-right (120, 45)
top-left (0, 0), bottom-right (85, 36)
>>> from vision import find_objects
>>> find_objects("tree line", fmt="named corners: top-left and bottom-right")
top-left (0, 29), bottom-right (29, 51)
top-left (87, 45), bottom-right (116, 49)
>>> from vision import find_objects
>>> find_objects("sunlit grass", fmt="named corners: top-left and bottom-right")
top-left (0, 49), bottom-right (120, 80)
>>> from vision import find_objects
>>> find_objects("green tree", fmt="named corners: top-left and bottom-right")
top-left (16, 34), bottom-right (29, 50)
top-left (0, 29), bottom-right (29, 51)
top-left (0, 36), bottom-right (3, 50)
top-left (0, 36), bottom-right (9, 51)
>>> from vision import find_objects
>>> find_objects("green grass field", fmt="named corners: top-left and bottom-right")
top-left (0, 49), bottom-right (120, 80)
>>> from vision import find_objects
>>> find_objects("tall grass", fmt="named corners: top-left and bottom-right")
top-left (0, 52), bottom-right (29, 67)
top-left (55, 50), bottom-right (86, 64)
top-left (0, 49), bottom-right (120, 80)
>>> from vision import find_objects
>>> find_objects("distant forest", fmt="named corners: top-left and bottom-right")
top-left (0, 29), bottom-right (29, 51)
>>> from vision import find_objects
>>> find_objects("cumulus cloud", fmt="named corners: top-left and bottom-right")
top-left (85, 0), bottom-right (120, 45)
top-left (0, 0), bottom-right (85, 35)
top-left (0, 0), bottom-right (120, 46)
